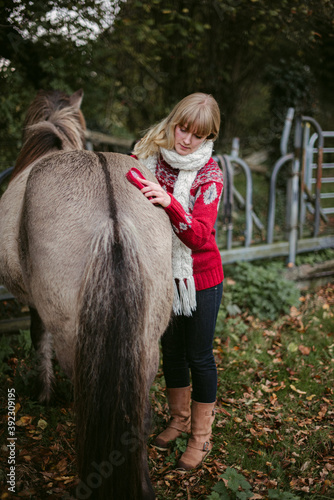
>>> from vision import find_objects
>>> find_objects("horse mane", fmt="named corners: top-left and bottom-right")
top-left (10, 90), bottom-right (86, 182)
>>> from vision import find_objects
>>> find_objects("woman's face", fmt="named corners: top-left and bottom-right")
top-left (174, 124), bottom-right (206, 156)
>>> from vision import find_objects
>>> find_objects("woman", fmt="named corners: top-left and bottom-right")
top-left (132, 93), bottom-right (224, 470)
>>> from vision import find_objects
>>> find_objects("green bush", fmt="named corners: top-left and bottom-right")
top-left (223, 262), bottom-right (300, 321)
top-left (295, 248), bottom-right (334, 266)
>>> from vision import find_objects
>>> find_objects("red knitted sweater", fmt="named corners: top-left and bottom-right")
top-left (148, 155), bottom-right (224, 291)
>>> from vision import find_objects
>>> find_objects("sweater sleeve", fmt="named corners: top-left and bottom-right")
top-left (164, 181), bottom-right (223, 250)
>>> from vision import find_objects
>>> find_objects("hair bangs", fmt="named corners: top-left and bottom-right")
top-left (176, 105), bottom-right (217, 139)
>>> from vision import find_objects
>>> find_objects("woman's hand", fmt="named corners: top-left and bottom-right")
top-left (140, 178), bottom-right (171, 208)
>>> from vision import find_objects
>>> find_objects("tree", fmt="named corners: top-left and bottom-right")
top-left (99, 0), bottom-right (334, 149)
top-left (0, 0), bottom-right (119, 168)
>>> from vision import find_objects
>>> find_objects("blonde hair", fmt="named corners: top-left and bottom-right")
top-left (133, 93), bottom-right (220, 159)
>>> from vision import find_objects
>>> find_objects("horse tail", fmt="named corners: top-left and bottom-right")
top-left (74, 154), bottom-right (151, 500)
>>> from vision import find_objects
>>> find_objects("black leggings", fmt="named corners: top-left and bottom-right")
top-left (161, 282), bottom-right (223, 403)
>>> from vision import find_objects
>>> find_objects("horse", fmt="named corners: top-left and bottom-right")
top-left (0, 89), bottom-right (173, 499)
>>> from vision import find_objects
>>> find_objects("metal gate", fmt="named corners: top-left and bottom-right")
top-left (302, 130), bottom-right (334, 225)
top-left (215, 109), bottom-right (334, 265)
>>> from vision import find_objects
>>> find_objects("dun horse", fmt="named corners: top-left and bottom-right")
top-left (0, 90), bottom-right (173, 499)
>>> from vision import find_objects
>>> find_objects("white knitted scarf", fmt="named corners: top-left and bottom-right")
top-left (139, 140), bottom-right (213, 316)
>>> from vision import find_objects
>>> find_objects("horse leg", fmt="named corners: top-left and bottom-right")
top-left (30, 306), bottom-right (44, 349)
top-left (30, 307), bottom-right (54, 402)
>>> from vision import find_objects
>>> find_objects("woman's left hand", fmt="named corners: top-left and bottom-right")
top-left (140, 179), bottom-right (171, 208)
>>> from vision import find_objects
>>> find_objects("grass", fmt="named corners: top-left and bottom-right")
top-left (151, 282), bottom-right (334, 499)
top-left (0, 282), bottom-right (333, 499)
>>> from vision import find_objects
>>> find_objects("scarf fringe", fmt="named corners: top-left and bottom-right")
top-left (173, 278), bottom-right (197, 317)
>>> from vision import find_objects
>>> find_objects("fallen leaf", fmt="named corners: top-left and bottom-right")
top-left (273, 381), bottom-right (286, 392)
top-left (263, 330), bottom-right (276, 337)
top-left (253, 404), bottom-right (266, 413)
top-left (37, 419), bottom-right (48, 430)
top-left (164, 474), bottom-right (176, 480)
top-left (298, 345), bottom-right (311, 355)
top-left (31, 435), bottom-right (43, 440)
top-left (261, 384), bottom-right (273, 393)
top-left (290, 384), bottom-right (307, 395)
top-left (301, 460), bottom-right (311, 472)
top-left (16, 415), bottom-right (33, 426)
top-left (54, 476), bottom-right (74, 482)
top-left (318, 406), bottom-right (328, 419)
top-left (290, 306), bottom-right (300, 317)
top-left (288, 342), bottom-right (298, 352)
top-left (219, 408), bottom-right (232, 417)
top-left (56, 458), bottom-right (68, 474)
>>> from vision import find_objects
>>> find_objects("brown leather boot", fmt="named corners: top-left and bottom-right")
top-left (154, 386), bottom-right (191, 449)
top-left (177, 400), bottom-right (216, 470)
